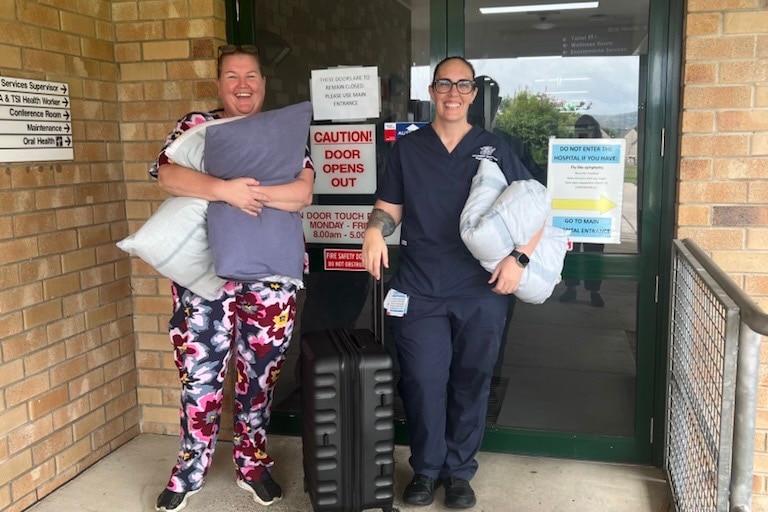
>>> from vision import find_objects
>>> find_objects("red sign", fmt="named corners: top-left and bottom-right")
top-left (323, 249), bottom-right (365, 271)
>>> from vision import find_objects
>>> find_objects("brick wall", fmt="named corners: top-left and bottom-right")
top-left (0, 1), bottom-right (226, 511)
top-left (678, 0), bottom-right (768, 508)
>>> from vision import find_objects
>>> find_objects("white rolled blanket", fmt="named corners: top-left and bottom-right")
top-left (460, 159), bottom-right (570, 304)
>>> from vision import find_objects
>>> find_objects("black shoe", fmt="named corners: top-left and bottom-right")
top-left (403, 474), bottom-right (439, 506)
top-left (443, 477), bottom-right (476, 509)
top-left (155, 488), bottom-right (200, 511)
top-left (237, 476), bottom-right (283, 506)
top-left (590, 291), bottom-right (605, 307)
top-left (559, 287), bottom-right (577, 302)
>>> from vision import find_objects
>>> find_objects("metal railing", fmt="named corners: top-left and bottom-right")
top-left (666, 239), bottom-right (768, 512)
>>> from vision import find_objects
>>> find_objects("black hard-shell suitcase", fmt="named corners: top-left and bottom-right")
top-left (300, 328), bottom-right (396, 512)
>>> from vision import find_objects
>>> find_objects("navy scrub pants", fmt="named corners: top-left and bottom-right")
top-left (391, 293), bottom-right (508, 481)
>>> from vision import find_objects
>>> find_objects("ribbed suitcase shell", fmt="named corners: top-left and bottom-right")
top-left (300, 328), bottom-right (395, 512)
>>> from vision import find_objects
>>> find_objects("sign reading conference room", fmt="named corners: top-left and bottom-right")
top-left (0, 76), bottom-right (73, 163)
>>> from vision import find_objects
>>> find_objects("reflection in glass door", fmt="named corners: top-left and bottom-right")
top-left (453, 0), bottom-right (654, 461)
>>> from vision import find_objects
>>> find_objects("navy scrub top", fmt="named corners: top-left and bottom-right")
top-left (376, 124), bottom-right (533, 300)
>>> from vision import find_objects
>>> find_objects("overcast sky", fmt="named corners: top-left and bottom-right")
top-left (411, 55), bottom-right (640, 116)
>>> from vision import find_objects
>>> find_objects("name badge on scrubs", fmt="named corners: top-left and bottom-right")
top-left (384, 289), bottom-right (409, 317)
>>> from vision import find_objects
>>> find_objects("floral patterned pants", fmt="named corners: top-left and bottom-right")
top-left (164, 280), bottom-right (297, 493)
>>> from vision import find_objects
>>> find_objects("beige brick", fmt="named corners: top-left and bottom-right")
top-left (681, 134), bottom-right (751, 156)
top-left (112, 2), bottom-right (138, 21)
top-left (714, 158), bottom-right (768, 179)
top-left (749, 229), bottom-right (768, 250)
top-left (28, 385), bottom-right (69, 420)
top-left (22, 299), bottom-right (63, 330)
top-left (52, 396), bottom-right (89, 430)
top-left (47, 316), bottom-right (87, 346)
top-left (746, 275), bottom-right (768, 295)
top-left (54, 437), bottom-right (91, 473)
top-left (686, 13), bottom-right (721, 36)
top-left (87, 378), bottom-right (122, 410)
top-left (40, 30), bottom-right (80, 58)
top-left (13, 211), bottom-right (57, 237)
top-left (143, 40), bottom-right (190, 61)
top-left (683, 85), bottom-right (753, 109)
top-left (0, 406), bottom-right (28, 438)
top-left (137, 387), bottom-right (163, 405)
top-left (68, 368), bottom-right (105, 399)
top-left (688, 0), bottom-right (759, 11)
top-left (721, 60), bottom-right (768, 83)
top-left (0, 312), bottom-right (23, 340)
top-left (190, 0), bottom-right (217, 18)
top-left (719, 110), bottom-right (768, 132)
top-left (92, 417), bottom-right (126, 450)
top-left (712, 251), bottom-right (768, 273)
top-left (685, 35), bottom-right (756, 60)
top-left (11, 459), bottom-right (55, 502)
top-left (165, 19), bottom-right (217, 39)
top-left (16, 1), bottom-right (59, 29)
top-left (71, 409), bottom-right (106, 441)
top-left (7, 416), bottom-right (54, 453)
top-left (105, 391), bottom-right (137, 421)
top-left (23, 343), bottom-right (66, 375)
top-left (141, 405), bottom-right (178, 424)
top-left (758, 86), bottom-right (768, 107)
top-left (676, 227), bottom-right (744, 250)
top-left (38, 230), bottom-right (78, 256)
top-left (725, 11), bottom-right (768, 34)
top-left (35, 466), bottom-right (77, 502)
top-left (751, 181), bottom-right (768, 203)
top-left (42, 273), bottom-right (81, 300)
top-left (682, 111), bottom-right (715, 133)
top-left (680, 158), bottom-right (713, 179)
top-left (0, 237), bottom-right (38, 266)
top-left (678, 181), bottom-right (748, 203)
top-left (0, 450), bottom-right (32, 487)
top-left (714, 205), bottom-right (768, 226)
top-left (56, 206), bottom-right (94, 229)
top-left (5, 372), bottom-right (50, 408)
top-left (0, 360), bottom-right (24, 388)
top-left (61, 248), bottom-right (97, 273)
top-left (1, 327), bottom-right (47, 360)
top-left (138, 368), bottom-right (179, 388)
top-left (167, 59), bottom-right (217, 80)
top-left (31, 428), bottom-right (73, 465)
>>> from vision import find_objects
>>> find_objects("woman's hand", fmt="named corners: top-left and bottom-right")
top-left (220, 177), bottom-right (270, 217)
top-left (489, 257), bottom-right (524, 295)
top-left (362, 228), bottom-right (389, 280)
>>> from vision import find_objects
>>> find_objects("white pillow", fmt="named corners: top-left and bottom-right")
top-left (164, 115), bottom-right (242, 172)
top-left (117, 196), bottom-right (226, 300)
top-left (460, 159), bottom-right (569, 304)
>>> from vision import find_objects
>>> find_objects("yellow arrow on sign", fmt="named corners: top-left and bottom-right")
top-left (552, 195), bottom-right (617, 215)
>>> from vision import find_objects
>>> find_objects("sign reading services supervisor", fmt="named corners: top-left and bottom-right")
top-left (548, 138), bottom-right (626, 244)
top-left (310, 67), bottom-right (380, 121)
top-left (0, 76), bottom-right (73, 163)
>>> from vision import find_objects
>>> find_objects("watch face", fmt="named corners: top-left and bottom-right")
top-left (518, 252), bottom-right (530, 265)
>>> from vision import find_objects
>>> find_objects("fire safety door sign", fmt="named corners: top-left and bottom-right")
top-left (310, 124), bottom-right (376, 194)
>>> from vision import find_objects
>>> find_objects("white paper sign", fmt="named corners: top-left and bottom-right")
top-left (310, 67), bottom-right (380, 121)
top-left (302, 205), bottom-right (400, 245)
top-left (547, 138), bottom-right (626, 244)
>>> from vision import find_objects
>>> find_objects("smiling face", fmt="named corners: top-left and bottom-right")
top-left (217, 53), bottom-right (266, 117)
top-left (429, 57), bottom-right (477, 126)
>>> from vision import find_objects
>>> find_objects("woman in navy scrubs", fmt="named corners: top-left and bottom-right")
top-left (362, 56), bottom-right (543, 509)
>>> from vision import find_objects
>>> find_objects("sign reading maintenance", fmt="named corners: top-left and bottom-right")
top-left (0, 76), bottom-right (73, 163)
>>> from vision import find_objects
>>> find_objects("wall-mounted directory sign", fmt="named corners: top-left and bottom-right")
top-left (0, 76), bottom-right (73, 163)
top-left (310, 124), bottom-right (376, 194)
top-left (310, 66), bottom-right (380, 121)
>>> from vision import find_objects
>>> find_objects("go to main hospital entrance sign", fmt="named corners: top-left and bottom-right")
top-left (0, 76), bottom-right (73, 163)
top-left (548, 138), bottom-right (626, 244)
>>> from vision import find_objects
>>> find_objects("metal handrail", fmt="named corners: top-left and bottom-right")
top-left (680, 238), bottom-right (768, 512)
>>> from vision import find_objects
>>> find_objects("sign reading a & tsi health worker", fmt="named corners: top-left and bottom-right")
top-left (548, 138), bottom-right (626, 244)
top-left (310, 67), bottom-right (380, 121)
top-left (310, 124), bottom-right (376, 194)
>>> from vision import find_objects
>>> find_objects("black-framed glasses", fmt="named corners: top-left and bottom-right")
top-left (432, 79), bottom-right (475, 94)
top-left (218, 44), bottom-right (260, 56)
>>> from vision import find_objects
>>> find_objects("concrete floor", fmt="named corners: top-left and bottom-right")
top-left (27, 433), bottom-right (673, 512)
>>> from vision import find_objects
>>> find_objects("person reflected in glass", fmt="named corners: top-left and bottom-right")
top-left (150, 44), bottom-right (314, 511)
top-left (559, 114), bottom-right (606, 307)
top-left (362, 57), bottom-right (543, 510)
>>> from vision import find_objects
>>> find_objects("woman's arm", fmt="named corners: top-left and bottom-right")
top-left (362, 200), bottom-right (403, 280)
top-left (157, 163), bottom-right (269, 217)
top-left (253, 167), bottom-right (315, 212)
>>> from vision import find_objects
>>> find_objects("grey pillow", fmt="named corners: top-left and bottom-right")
top-left (204, 101), bottom-right (313, 281)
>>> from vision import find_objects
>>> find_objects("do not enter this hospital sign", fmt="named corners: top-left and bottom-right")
top-left (310, 124), bottom-right (376, 194)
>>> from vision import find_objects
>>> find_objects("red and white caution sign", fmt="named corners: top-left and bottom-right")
top-left (310, 125), bottom-right (376, 194)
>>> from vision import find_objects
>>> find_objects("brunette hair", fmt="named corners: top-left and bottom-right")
top-left (432, 56), bottom-right (476, 82)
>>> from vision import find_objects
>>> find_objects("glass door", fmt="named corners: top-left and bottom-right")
top-left (232, 0), bottom-right (677, 465)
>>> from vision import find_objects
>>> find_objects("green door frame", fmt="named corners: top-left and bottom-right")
top-left (226, 0), bottom-right (684, 466)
